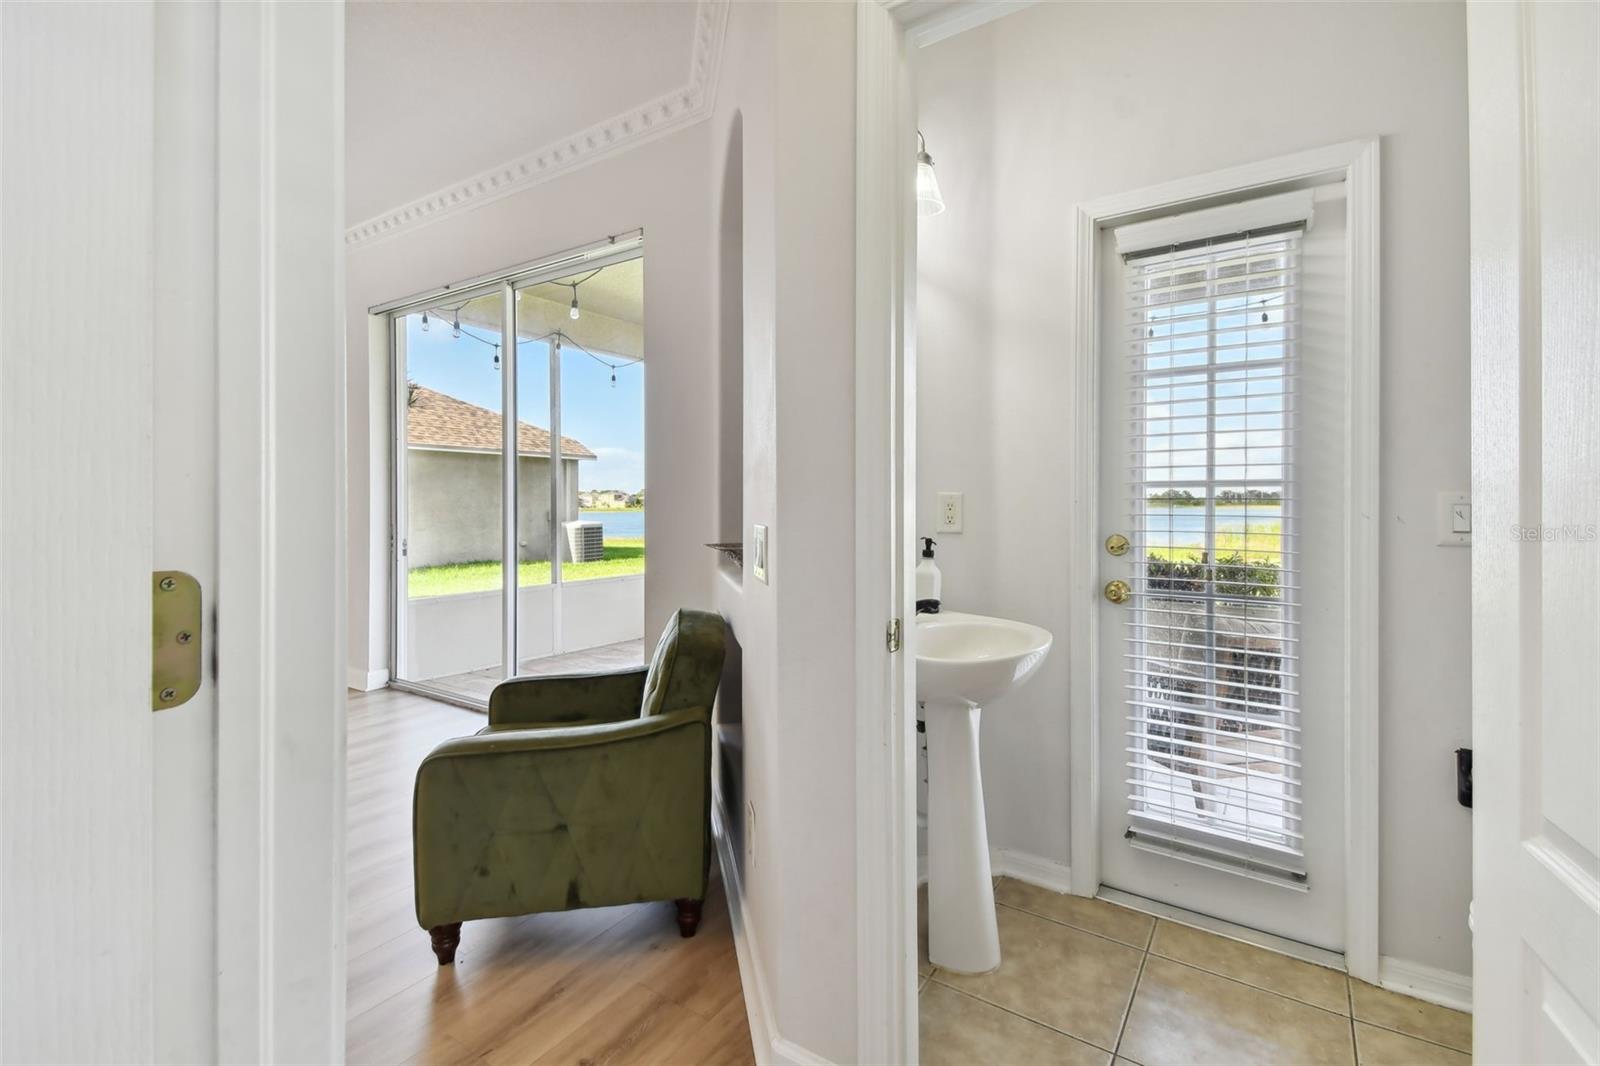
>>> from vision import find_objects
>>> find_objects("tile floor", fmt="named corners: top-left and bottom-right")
top-left (919, 878), bottom-right (1472, 1066)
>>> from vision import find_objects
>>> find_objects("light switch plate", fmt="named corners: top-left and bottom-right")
top-left (1437, 491), bottom-right (1471, 546)
top-left (752, 523), bottom-right (769, 583)
top-left (937, 491), bottom-right (964, 533)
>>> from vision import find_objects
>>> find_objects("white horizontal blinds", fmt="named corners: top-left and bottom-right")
top-left (1121, 216), bottom-right (1305, 879)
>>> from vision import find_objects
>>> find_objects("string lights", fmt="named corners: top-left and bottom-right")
top-left (415, 265), bottom-right (637, 384)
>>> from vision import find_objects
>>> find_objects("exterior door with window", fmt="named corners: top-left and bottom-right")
top-left (1097, 188), bottom-right (1349, 949)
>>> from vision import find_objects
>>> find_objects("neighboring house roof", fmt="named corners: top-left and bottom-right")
top-left (406, 385), bottom-right (596, 459)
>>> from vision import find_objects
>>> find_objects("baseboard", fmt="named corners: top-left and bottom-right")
top-left (914, 847), bottom-right (1071, 892)
top-left (1379, 955), bottom-right (1473, 1014)
top-left (712, 793), bottom-right (837, 1066)
top-left (989, 846), bottom-right (1074, 894)
top-left (347, 665), bottom-right (389, 692)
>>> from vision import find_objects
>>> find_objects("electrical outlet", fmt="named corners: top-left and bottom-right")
top-left (937, 491), bottom-right (964, 533)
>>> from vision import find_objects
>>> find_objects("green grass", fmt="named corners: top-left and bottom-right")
top-left (1145, 522), bottom-right (1284, 564)
top-left (408, 538), bottom-right (645, 598)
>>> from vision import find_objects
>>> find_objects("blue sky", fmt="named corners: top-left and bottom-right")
top-left (405, 314), bottom-right (646, 493)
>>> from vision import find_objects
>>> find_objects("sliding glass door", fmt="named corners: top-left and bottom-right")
top-left (516, 260), bottom-right (647, 675)
top-left (390, 244), bottom-right (645, 707)
top-left (392, 291), bottom-right (506, 700)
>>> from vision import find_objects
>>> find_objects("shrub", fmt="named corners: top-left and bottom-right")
top-left (1145, 551), bottom-right (1279, 599)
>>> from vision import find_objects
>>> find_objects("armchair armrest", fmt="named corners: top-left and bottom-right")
top-left (413, 708), bottom-right (713, 927)
top-left (487, 666), bottom-right (649, 727)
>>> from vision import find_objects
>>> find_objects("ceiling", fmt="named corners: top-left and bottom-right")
top-left (526, 257), bottom-right (644, 324)
top-left (346, 1), bottom-right (699, 224)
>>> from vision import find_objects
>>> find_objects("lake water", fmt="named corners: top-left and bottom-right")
top-left (581, 509), bottom-right (645, 538)
top-left (1143, 502), bottom-right (1281, 550)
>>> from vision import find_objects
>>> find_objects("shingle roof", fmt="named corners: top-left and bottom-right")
top-left (406, 385), bottom-right (596, 459)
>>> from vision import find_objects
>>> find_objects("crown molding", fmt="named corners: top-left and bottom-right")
top-left (345, 0), bottom-right (728, 249)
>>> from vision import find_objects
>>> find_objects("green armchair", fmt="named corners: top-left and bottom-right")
top-left (412, 608), bottom-right (728, 964)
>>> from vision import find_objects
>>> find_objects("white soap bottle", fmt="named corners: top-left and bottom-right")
top-left (915, 537), bottom-right (942, 613)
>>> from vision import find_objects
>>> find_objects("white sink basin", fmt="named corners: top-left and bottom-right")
top-left (915, 610), bottom-right (1053, 707)
top-left (916, 609), bottom-right (1054, 975)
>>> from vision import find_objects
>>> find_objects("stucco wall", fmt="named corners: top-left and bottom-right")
top-left (405, 449), bottom-right (581, 568)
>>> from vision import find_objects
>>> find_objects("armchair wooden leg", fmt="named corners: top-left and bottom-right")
top-left (674, 898), bottom-right (703, 938)
top-left (429, 922), bottom-right (462, 965)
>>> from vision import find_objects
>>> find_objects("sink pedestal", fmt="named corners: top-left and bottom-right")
top-left (924, 699), bottom-right (1000, 974)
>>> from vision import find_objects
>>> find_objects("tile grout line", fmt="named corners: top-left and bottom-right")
top-left (1110, 941), bottom-right (1152, 1062)
top-left (994, 900), bottom-right (1152, 953)
top-left (1348, 973), bottom-right (1360, 1065)
top-left (925, 978), bottom-right (1123, 1057)
top-left (1142, 949), bottom-right (1349, 1016)
top-left (1350, 1017), bottom-right (1474, 1057)
top-left (1347, 975), bottom-right (1473, 1057)
top-left (1145, 950), bottom-right (1354, 1022)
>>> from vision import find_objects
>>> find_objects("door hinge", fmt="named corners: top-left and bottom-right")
top-left (152, 570), bottom-right (202, 710)
top-left (886, 617), bottom-right (902, 653)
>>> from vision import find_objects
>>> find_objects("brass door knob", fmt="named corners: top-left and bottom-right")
top-left (1103, 579), bottom-right (1131, 604)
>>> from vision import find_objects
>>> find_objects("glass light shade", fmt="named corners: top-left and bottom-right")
top-left (917, 158), bottom-right (945, 217)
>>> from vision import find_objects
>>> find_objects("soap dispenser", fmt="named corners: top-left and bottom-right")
top-left (916, 537), bottom-right (942, 614)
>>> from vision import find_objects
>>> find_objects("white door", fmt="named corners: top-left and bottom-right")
top-left (2, 4), bottom-right (163, 1059)
top-left (2, 3), bottom-right (345, 1060)
top-left (1468, 3), bottom-right (1600, 1062)
top-left (1096, 185), bottom-right (1350, 951)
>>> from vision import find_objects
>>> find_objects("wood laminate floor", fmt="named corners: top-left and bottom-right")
top-left (345, 686), bottom-right (755, 1066)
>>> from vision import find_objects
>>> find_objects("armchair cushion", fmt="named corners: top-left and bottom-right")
top-left (640, 609), bottom-right (727, 718)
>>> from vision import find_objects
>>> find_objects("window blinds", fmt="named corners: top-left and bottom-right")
top-left (1120, 221), bottom-right (1306, 881)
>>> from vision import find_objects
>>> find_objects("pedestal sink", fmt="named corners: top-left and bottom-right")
top-left (917, 610), bottom-right (1053, 973)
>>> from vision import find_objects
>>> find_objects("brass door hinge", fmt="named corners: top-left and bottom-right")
top-left (886, 617), bottom-right (902, 653)
top-left (153, 570), bottom-right (202, 710)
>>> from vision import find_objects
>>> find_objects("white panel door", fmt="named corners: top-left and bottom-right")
top-left (1, 5), bottom-right (158, 1059)
top-left (1469, 3), bottom-right (1600, 1062)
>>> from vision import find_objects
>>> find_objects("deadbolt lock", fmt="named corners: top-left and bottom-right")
top-left (1105, 533), bottom-right (1130, 556)
top-left (1103, 579), bottom-right (1131, 604)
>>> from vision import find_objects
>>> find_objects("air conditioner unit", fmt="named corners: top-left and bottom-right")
top-left (563, 520), bottom-right (604, 563)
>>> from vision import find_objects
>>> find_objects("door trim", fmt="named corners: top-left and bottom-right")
top-left (854, 3), bottom-right (918, 1063)
top-left (215, 2), bottom-right (347, 1059)
top-left (1066, 139), bottom-right (1382, 981)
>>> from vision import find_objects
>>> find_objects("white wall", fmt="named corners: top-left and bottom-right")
top-left (403, 577), bottom-right (644, 681)
top-left (347, 119), bottom-right (718, 684)
top-left (917, 1), bottom-right (1473, 975)
top-left (710, 3), bottom-right (864, 1061)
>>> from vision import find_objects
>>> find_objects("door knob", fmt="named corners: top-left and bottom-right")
top-left (1103, 579), bottom-right (1131, 604)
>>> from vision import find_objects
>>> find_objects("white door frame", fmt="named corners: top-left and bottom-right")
top-left (1066, 140), bottom-right (1382, 981)
top-left (215, 2), bottom-right (347, 1061)
top-left (854, 5), bottom-right (1042, 1063)
top-left (854, 5), bottom-right (918, 1064)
